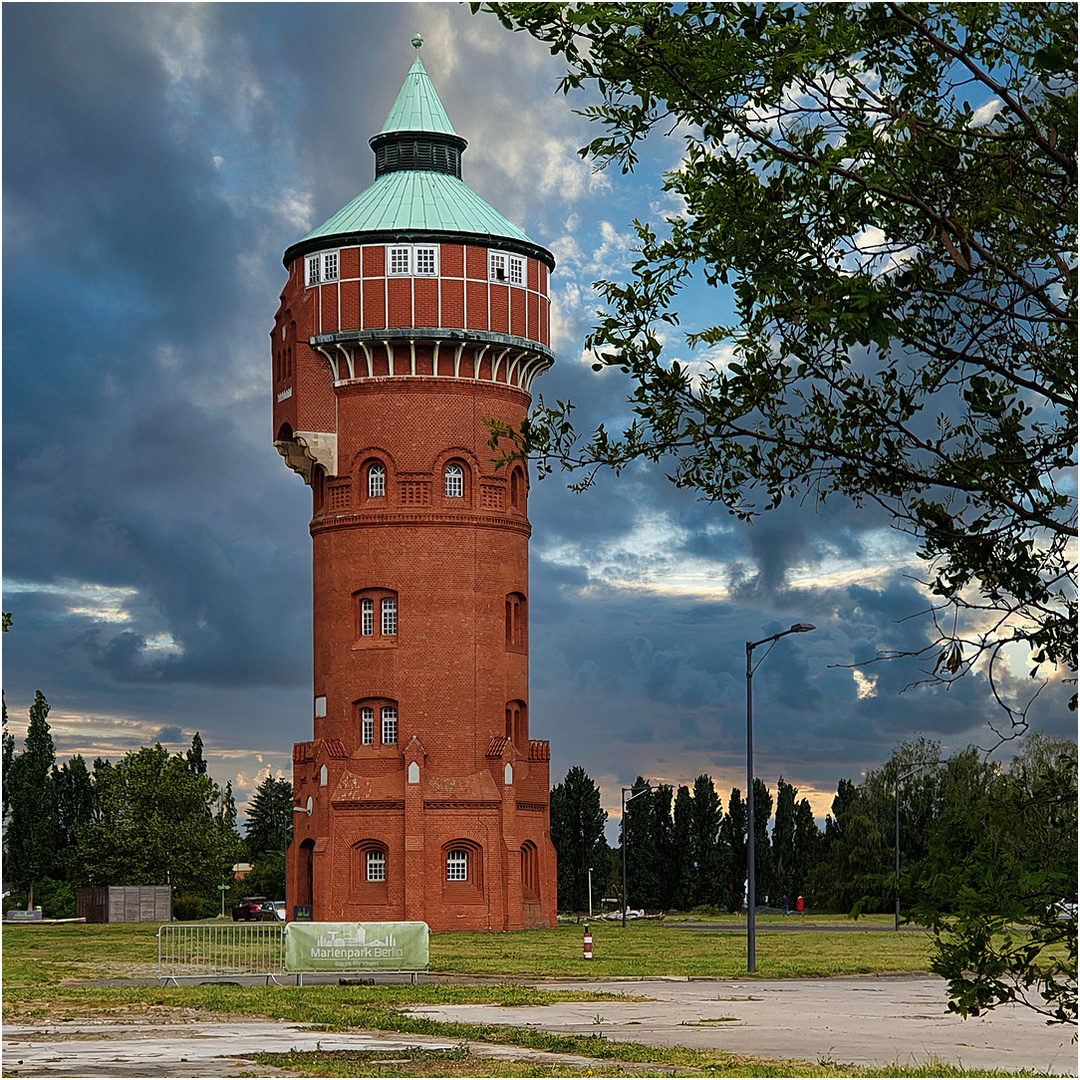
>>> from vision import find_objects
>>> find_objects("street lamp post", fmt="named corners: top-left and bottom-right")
top-left (588, 867), bottom-right (593, 919)
top-left (621, 783), bottom-right (655, 928)
top-left (745, 623), bottom-right (816, 973)
top-left (894, 759), bottom-right (944, 931)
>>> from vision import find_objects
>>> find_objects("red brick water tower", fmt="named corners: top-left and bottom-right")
top-left (272, 39), bottom-right (556, 930)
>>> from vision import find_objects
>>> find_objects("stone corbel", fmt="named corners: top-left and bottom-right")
top-left (274, 431), bottom-right (338, 483)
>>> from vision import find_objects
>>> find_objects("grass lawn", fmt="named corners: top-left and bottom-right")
top-left (1, 915), bottom-right (936, 985)
top-left (0, 918), bottom-right (1048, 1078)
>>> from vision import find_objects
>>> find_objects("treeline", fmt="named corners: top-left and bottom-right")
top-left (550, 733), bottom-right (1077, 918)
top-left (2, 691), bottom-right (292, 919)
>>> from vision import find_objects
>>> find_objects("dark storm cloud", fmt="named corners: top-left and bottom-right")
top-left (154, 726), bottom-right (183, 744)
top-left (3, 3), bottom-right (1067, 810)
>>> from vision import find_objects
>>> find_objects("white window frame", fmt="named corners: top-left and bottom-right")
top-left (381, 597), bottom-right (397, 636)
top-left (306, 254), bottom-right (321, 287)
top-left (360, 598), bottom-right (374, 637)
top-left (447, 850), bottom-right (468, 882)
top-left (508, 255), bottom-right (524, 286)
top-left (488, 251), bottom-right (507, 282)
top-left (368, 462), bottom-right (386, 498)
top-left (361, 707), bottom-right (374, 745)
top-left (381, 706), bottom-right (398, 746)
top-left (414, 246), bottom-right (438, 276)
top-left (386, 244), bottom-right (439, 277)
top-left (365, 849), bottom-right (386, 882)
top-left (322, 251), bottom-right (339, 282)
top-left (445, 463), bottom-right (464, 498)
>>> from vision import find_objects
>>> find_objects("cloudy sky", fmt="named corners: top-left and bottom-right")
top-left (4, 3), bottom-right (1072, 837)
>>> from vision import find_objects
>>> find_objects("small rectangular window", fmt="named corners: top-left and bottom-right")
top-left (306, 255), bottom-right (320, 287)
top-left (414, 247), bottom-right (437, 276)
top-left (360, 598), bottom-right (374, 637)
top-left (447, 850), bottom-right (468, 881)
top-left (361, 707), bottom-right (374, 745)
top-left (508, 256), bottom-right (524, 286)
top-left (366, 850), bottom-right (386, 882)
top-left (381, 706), bottom-right (397, 746)
top-left (489, 252), bottom-right (507, 282)
top-left (381, 597), bottom-right (397, 636)
top-left (388, 246), bottom-right (411, 275)
top-left (322, 251), bottom-right (339, 281)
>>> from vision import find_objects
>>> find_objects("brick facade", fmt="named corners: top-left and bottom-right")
top-left (271, 52), bottom-right (557, 931)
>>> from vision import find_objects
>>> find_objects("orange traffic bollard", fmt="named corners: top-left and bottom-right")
top-left (583, 923), bottom-right (593, 960)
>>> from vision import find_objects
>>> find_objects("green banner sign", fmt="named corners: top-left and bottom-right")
top-left (284, 921), bottom-right (429, 972)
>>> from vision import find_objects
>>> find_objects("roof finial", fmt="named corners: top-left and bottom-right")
top-left (411, 33), bottom-right (423, 50)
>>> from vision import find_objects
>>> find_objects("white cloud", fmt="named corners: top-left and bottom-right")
top-left (970, 97), bottom-right (1005, 127)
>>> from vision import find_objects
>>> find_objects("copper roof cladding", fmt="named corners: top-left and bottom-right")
top-left (284, 41), bottom-right (553, 269)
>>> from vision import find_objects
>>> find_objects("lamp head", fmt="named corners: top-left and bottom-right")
top-left (789, 623), bottom-right (816, 633)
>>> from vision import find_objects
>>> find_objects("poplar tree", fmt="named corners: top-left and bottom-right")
top-left (4, 691), bottom-right (58, 911)
top-left (549, 766), bottom-right (608, 912)
top-left (689, 774), bottom-right (723, 907)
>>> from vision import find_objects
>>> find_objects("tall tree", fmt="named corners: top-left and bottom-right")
top-left (772, 776), bottom-right (797, 903)
top-left (671, 785), bottom-right (695, 911)
top-left (719, 786), bottom-right (746, 912)
top-left (484, 2), bottom-right (1077, 729)
top-left (751, 777), bottom-right (774, 904)
top-left (549, 766), bottom-right (608, 912)
top-left (689, 774), bottom-right (723, 907)
top-left (186, 731), bottom-right (207, 776)
top-left (651, 784), bottom-right (676, 910)
top-left (53, 755), bottom-right (95, 872)
top-left (791, 797), bottom-right (820, 901)
top-left (244, 776), bottom-right (293, 859)
top-left (4, 691), bottom-right (58, 910)
top-left (907, 735), bottom-right (1077, 1026)
top-left (74, 744), bottom-right (244, 897)
top-left (621, 776), bottom-right (658, 911)
top-left (2, 694), bottom-right (14, 819)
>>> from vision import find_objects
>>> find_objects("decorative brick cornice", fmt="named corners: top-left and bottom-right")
top-left (311, 511), bottom-right (532, 537)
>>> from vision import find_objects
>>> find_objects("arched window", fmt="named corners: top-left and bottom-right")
top-left (381, 705), bottom-right (398, 746)
top-left (510, 466), bottom-right (526, 512)
top-left (444, 462), bottom-right (464, 498)
top-left (365, 849), bottom-right (386, 882)
top-left (442, 838), bottom-right (483, 892)
top-left (354, 588), bottom-right (398, 642)
top-left (355, 698), bottom-right (397, 747)
top-left (505, 592), bottom-right (527, 650)
top-left (368, 462), bottom-right (386, 498)
top-left (353, 839), bottom-right (389, 895)
top-left (446, 849), bottom-right (468, 881)
top-left (505, 699), bottom-right (528, 746)
top-left (520, 841), bottom-right (539, 901)
top-left (381, 597), bottom-right (397, 636)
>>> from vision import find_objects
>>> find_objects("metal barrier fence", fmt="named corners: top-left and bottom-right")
top-left (157, 923), bottom-right (285, 985)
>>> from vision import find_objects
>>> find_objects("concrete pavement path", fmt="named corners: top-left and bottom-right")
top-left (3, 975), bottom-right (1076, 1076)
top-left (410, 975), bottom-right (1078, 1075)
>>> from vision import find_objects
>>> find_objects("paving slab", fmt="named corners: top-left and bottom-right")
top-left (4, 975), bottom-right (1076, 1076)
top-left (2, 1020), bottom-right (625, 1078)
top-left (410, 975), bottom-right (1078, 1075)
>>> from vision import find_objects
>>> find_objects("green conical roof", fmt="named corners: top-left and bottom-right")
top-left (300, 170), bottom-right (531, 242)
top-left (379, 51), bottom-right (457, 136)
top-left (286, 41), bottom-right (551, 264)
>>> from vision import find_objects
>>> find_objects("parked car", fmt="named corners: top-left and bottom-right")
top-left (231, 896), bottom-right (275, 921)
top-left (272, 900), bottom-right (286, 921)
